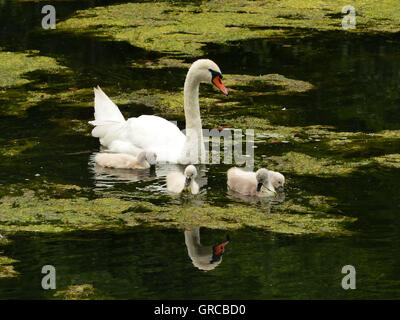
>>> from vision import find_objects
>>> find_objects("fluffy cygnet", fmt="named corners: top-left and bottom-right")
top-left (95, 151), bottom-right (157, 169)
top-left (227, 167), bottom-right (282, 196)
top-left (167, 165), bottom-right (199, 194)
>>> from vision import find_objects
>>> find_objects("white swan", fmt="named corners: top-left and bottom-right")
top-left (94, 151), bottom-right (157, 169)
top-left (227, 167), bottom-right (282, 197)
top-left (167, 165), bottom-right (199, 194)
top-left (89, 59), bottom-right (228, 164)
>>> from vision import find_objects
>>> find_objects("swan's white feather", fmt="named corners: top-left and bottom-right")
top-left (90, 88), bottom-right (186, 162)
top-left (91, 86), bottom-right (125, 124)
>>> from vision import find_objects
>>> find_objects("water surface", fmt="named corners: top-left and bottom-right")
top-left (0, 0), bottom-right (400, 299)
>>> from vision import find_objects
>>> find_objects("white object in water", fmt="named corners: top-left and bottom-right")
top-left (227, 167), bottom-right (283, 196)
top-left (167, 165), bottom-right (199, 194)
top-left (94, 151), bottom-right (156, 169)
top-left (89, 59), bottom-right (228, 164)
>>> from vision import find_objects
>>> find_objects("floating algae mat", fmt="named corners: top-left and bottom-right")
top-left (0, 50), bottom-right (69, 117)
top-left (0, 186), bottom-right (355, 236)
top-left (53, 284), bottom-right (107, 300)
top-left (0, 254), bottom-right (19, 278)
top-left (57, 0), bottom-right (400, 57)
top-left (0, 50), bottom-right (66, 88)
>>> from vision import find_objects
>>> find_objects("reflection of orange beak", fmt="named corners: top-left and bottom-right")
top-left (212, 76), bottom-right (228, 95)
top-left (213, 240), bottom-right (229, 256)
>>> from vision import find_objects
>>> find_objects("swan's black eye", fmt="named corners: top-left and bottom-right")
top-left (209, 68), bottom-right (223, 80)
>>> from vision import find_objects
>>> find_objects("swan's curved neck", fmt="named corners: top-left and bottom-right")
top-left (184, 70), bottom-right (201, 131)
top-left (182, 69), bottom-right (205, 163)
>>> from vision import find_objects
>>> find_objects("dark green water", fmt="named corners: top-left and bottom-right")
top-left (0, 0), bottom-right (400, 299)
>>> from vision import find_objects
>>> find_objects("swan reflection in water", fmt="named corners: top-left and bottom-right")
top-left (184, 228), bottom-right (229, 271)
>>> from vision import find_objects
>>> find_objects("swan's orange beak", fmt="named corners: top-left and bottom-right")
top-left (212, 76), bottom-right (228, 95)
top-left (213, 240), bottom-right (229, 256)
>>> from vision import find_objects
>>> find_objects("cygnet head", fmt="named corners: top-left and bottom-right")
top-left (145, 151), bottom-right (157, 165)
top-left (270, 171), bottom-right (285, 191)
top-left (184, 165), bottom-right (197, 188)
top-left (188, 59), bottom-right (228, 95)
top-left (255, 168), bottom-right (276, 194)
top-left (137, 151), bottom-right (157, 165)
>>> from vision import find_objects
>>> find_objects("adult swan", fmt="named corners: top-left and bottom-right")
top-left (89, 59), bottom-right (228, 164)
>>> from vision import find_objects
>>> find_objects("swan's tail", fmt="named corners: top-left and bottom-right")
top-left (89, 86), bottom-right (126, 139)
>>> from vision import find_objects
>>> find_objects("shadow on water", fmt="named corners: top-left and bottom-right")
top-left (1, 0), bottom-right (400, 299)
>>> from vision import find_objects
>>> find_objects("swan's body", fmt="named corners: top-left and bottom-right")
top-left (227, 167), bottom-right (280, 197)
top-left (94, 151), bottom-right (156, 169)
top-left (167, 165), bottom-right (199, 194)
top-left (89, 59), bottom-right (228, 164)
top-left (184, 228), bottom-right (229, 271)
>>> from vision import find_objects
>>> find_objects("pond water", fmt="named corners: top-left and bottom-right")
top-left (0, 0), bottom-right (400, 299)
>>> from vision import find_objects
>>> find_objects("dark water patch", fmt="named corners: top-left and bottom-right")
top-left (1, 226), bottom-right (400, 299)
top-left (205, 31), bottom-right (400, 132)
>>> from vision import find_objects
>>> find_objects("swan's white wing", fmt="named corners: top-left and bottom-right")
top-left (126, 115), bottom-right (186, 162)
top-left (91, 86), bottom-right (125, 124)
top-left (89, 87), bottom-right (186, 163)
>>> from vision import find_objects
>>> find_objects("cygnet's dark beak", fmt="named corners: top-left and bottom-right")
top-left (184, 177), bottom-right (191, 187)
top-left (257, 182), bottom-right (263, 192)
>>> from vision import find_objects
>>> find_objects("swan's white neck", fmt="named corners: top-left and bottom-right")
top-left (180, 69), bottom-right (205, 163)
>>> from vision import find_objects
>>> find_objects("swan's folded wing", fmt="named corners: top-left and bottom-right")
top-left (126, 115), bottom-right (185, 151)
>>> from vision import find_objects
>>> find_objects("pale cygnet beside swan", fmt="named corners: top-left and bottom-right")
top-left (227, 167), bottom-right (283, 196)
top-left (95, 151), bottom-right (157, 169)
top-left (89, 59), bottom-right (228, 164)
top-left (167, 165), bottom-right (199, 194)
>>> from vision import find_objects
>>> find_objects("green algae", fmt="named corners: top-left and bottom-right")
top-left (224, 74), bottom-right (313, 96)
top-left (54, 284), bottom-right (96, 300)
top-left (91, 72), bottom-right (313, 115)
top-left (0, 180), bottom-right (89, 200)
top-left (0, 188), bottom-right (355, 236)
top-left (373, 154), bottom-right (400, 169)
top-left (57, 1), bottom-right (400, 58)
top-left (132, 57), bottom-right (190, 69)
top-left (268, 151), bottom-right (358, 177)
top-left (0, 138), bottom-right (39, 157)
top-left (202, 116), bottom-right (400, 177)
top-left (44, 88), bottom-right (94, 108)
top-left (0, 254), bottom-right (19, 278)
top-left (0, 50), bottom-right (66, 88)
top-left (0, 50), bottom-right (70, 117)
top-left (124, 199), bottom-right (355, 236)
top-left (49, 119), bottom-right (92, 136)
